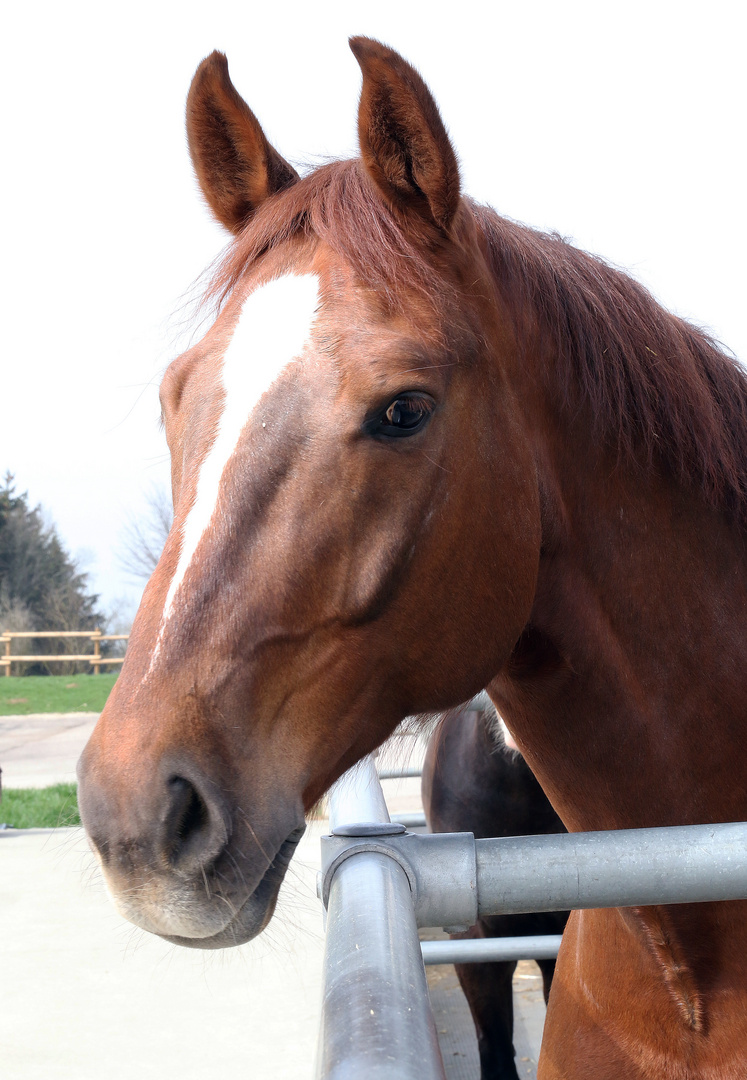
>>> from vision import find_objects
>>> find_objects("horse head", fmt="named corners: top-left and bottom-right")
top-left (77, 39), bottom-right (541, 947)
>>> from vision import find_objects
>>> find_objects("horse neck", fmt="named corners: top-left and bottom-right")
top-left (492, 380), bottom-right (747, 835)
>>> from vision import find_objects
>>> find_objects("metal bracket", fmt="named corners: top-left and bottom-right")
top-left (320, 835), bottom-right (418, 909)
top-left (320, 830), bottom-right (478, 930)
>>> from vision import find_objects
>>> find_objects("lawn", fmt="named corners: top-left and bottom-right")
top-left (0, 783), bottom-right (81, 828)
top-left (0, 673), bottom-right (117, 715)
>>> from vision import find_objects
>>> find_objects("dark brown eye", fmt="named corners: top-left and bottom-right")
top-left (374, 393), bottom-right (434, 438)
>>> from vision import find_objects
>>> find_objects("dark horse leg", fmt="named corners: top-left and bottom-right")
top-left (422, 708), bottom-right (568, 1080)
top-left (536, 959), bottom-right (556, 1006)
top-left (454, 928), bottom-right (520, 1079)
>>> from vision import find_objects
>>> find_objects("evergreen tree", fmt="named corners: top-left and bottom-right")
top-left (0, 472), bottom-right (105, 633)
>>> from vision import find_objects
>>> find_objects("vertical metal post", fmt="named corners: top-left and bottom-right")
top-left (317, 851), bottom-right (446, 1080)
top-left (317, 756), bottom-right (447, 1079)
top-left (328, 755), bottom-right (393, 833)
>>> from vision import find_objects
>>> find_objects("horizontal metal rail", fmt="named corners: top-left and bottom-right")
top-left (421, 934), bottom-right (562, 965)
top-left (390, 811), bottom-right (427, 829)
top-left (322, 823), bottom-right (747, 931)
top-left (0, 631), bottom-right (128, 639)
top-left (0, 654), bottom-right (124, 663)
top-left (377, 766), bottom-right (424, 780)
top-left (474, 824), bottom-right (747, 914)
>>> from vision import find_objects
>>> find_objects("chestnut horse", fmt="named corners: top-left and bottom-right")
top-left (422, 707), bottom-right (568, 1080)
top-left (78, 38), bottom-right (747, 1078)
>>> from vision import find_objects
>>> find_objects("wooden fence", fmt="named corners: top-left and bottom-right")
top-left (0, 630), bottom-right (129, 676)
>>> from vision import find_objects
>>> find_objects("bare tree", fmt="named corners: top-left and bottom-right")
top-left (119, 486), bottom-right (173, 583)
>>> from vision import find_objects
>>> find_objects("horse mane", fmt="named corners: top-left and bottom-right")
top-left (208, 158), bottom-right (747, 522)
top-left (473, 203), bottom-right (747, 521)
top-left (207, 158), bottom-right (449, 312)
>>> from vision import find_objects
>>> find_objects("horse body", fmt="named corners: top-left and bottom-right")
top-left (422, 708), bottom-right (568, 1080)
top-left (78, 38), bottom-right (747, 1076)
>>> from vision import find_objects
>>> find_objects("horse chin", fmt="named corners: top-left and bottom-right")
top-left (160, 828), bottom-right (305, 950)
top-left (104, 826), bottom-right (305, 950)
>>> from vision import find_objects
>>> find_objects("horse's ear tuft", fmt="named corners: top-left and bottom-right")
top-left (349, 37), bottom-right (460, 233)
top-left (186, 51), bottom-right (299, 234)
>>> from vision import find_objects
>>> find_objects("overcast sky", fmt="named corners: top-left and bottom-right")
top-left (2, 0), bottom-right (744, 624)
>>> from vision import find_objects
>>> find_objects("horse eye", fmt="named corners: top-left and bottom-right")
top-left (375, 394), bottom-right (434, 439)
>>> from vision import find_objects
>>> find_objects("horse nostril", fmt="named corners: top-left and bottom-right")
top-left (162, 775), bottom-right (228, 872)
top-left (168, 777), bottom-right (207, 849)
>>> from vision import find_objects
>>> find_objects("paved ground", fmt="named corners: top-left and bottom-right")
top-left (0, 714), bottom-right (546, 1078)
top-left (0, 712), bottom-right (98, 788)
top-left (2, 822), bottom-right (326, 1079)
top-left (425, 951), bottom-right (546, 1080)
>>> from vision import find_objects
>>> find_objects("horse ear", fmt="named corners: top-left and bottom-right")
top-left (349, 37), bottom-right (460, 233)
top-left (186, 52), bottom-right (299, 234)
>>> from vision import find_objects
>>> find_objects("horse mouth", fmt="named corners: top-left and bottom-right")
top-left (155, 825), bottom-right (306, 950)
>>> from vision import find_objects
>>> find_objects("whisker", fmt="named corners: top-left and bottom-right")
top-left (201, 866), bottom-right (212, 900)
top-left (236, 807), bottom-right (272, 863)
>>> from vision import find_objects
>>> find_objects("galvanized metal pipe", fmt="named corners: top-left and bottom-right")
top-left (321, 823), bottom-right (747, 930)
top-left (421, 934), bottom-right (563, 965)
top-left (377, 766), bottom-right (424, 780)
top-left (329, 756), bottom-right (393, 834)
top-left (319, 755), bottom-right (446, 1078)
top-left (475, 821), bottom-right (747, 915)
top-left (320, 831), bottom-right (478, 929)
top-left (467, 690), bottom-right (494, 712)
top-left (316, 850), bottom-right (446, 1079)
top-left (317, 744), bottom-right (747, 1078)
top-left (390, 811), bottom-right (427, 829)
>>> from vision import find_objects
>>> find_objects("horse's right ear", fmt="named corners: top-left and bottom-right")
top-left (186, 52), bottom-right (299, 234)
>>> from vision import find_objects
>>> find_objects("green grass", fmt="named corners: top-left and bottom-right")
top-left (0, 673), bottom-right (117, 715)
top-left (0, 783), bottom-right (81, 828)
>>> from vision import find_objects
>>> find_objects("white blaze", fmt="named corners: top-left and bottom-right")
top-left (160, 272), bottom-right (320, 631)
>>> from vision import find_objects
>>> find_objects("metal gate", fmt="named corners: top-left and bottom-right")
top-left (314, 749), bottom-right (747, 1079)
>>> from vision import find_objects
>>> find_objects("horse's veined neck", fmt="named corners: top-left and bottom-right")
top-left (500, 439), bottom-right (747, 835)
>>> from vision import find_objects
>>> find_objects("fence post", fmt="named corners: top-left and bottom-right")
top-left (3, 631), bottom-right (10, 676)
top-left (92, 629), bottom-right (101, 676)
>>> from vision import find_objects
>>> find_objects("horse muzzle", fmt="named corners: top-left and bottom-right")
top-left (77, 744), bottom-right (306, 948)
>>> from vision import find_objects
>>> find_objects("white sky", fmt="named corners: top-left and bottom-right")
top-left (2, 0), bottom-right (745, 624)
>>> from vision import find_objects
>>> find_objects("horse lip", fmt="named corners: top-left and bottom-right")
top-left (159, 823), bottom-right (306, 950)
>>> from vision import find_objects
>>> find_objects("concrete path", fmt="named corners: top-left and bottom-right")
top-left (1, 822), bottom-right (326, 1080)
top-left (0, 712), bottom-right (98, 788)
top-left (2, 712), bottom-right (326, 1077)
top-left (0, 715), bottom-right (546, 1078)
top-left (426, 956), bottom-right (545, 1080)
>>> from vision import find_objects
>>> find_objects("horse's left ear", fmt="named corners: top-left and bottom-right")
top-left (350, 37), bottom-right (460, 233)
top-left (186, 51), bottom-right (299, 234)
